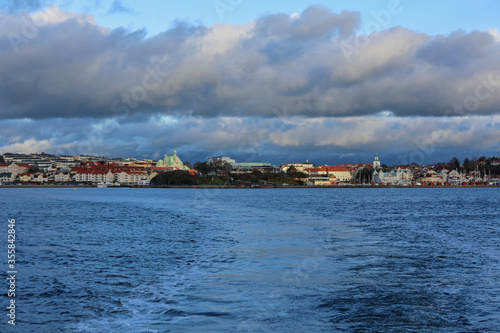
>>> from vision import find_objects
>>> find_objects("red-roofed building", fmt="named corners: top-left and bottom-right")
top-left (280, 163), bottom-right (314, 173)
top-left (32, 173), bottom-right (48, 183)
top-left (19, 173), bottom-right (32, 182)
top-left (54, 172), bottom-right (71, 183)
top-left (305, 165), bottom-right (352, 183)
top-left (6, 163), bottom-right (32, 176)
top-left (73, 169), bottom-right (114, 183)
top-left (69, 161), bottom-right (197, 185)
top-left (339, 163), bottom-right (372, 169)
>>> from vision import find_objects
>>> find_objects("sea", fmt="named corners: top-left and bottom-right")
top-left (1, 187), bottom-right (499, 332)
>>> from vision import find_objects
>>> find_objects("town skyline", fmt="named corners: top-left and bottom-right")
top-left (2, 150), bottom-right (499, 187)
top-left (1, 148), bottom-right (500, 168)
top-left (2, 150), bottom-right (499, 169)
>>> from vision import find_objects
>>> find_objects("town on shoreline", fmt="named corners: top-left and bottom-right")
top-left (1, 151), bottom-right (500, 188)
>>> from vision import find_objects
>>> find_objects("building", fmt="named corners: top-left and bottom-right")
top-left (32, 173), bottom-right (48, 183)
top-left (0, 172), bottom-right (14, 183)
top-left (280, 163), bottom-right (314, 173)
top-left (446, 170), bottom-right (462, 184)
top-left (307, 176), bottom-right (337, 186)
top-left (54, 172), bottom-right (71, 183)
top-left (70, 162), bottom-right (148, 185)
top-left (420, 170), bottom-right (445, 184)
top-left (19, 173), bottom-right (32, 182)
top-left (208, 156), bottom-right (236, 164)
top-left (6, 163), bottom-right (32, 177)
top-left (156, 150), bottom-right (190, 170)
top-left (373, 155), bottom-right (381, 169)
top-left (230, 162), bottom-right (280, 174)
top-left (305, 166), bottom-right (353, 183)
top-left (373, 167), bottom-right (413, 185)
top-left (113, 171), bottom-right (148, 185)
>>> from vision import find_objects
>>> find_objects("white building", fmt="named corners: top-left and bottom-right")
top-left (113, 171), bottom-right (147, 185)
top-left (0, 172), bottom-right (14, 183)
top-left (54, 172), bottom-right (72, 183)
top-left (420, 170), bottom-right (445, 183)
top-left (280, 163), bottom-right (314, 173)
top-left (208, 156), bottom-right (236, 164)
top-left (32, 173), bottom-right (48, 183)
top-left (373, 168), bottom-right (413, 185)
top-left (7, 163), bottom-right (31, 177)
top-left (73, 170), bottom-right (114, 183)
top-left (373, 155), bottom-right (381, 169)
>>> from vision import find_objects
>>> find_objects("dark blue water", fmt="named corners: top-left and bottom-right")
top-left (1, 188), bottom-right (500, 332)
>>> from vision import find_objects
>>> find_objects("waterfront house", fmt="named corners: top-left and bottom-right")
top-left (306, 166), bottom-right (353, 182)
top-left (19, 173), bottom-right (32, 182)
top-left (54, 172), bottom-right (71, 183)
top-left (8, 163), bottom-right (32, 176)
top-left (0, 172), bottom-right (14, 183)
top-left (372, 167), bottom-right (413, 185)
top-left (446, 170), bottom-right (462, 184)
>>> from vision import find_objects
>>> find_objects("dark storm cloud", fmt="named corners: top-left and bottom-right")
top-left (416, 30), bottom-right (494, 67)
top-left (1, 5), bottom-right (500, 120)
top-left (2, 114), bottom-right (500, 164)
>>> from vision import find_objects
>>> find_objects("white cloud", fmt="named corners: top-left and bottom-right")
top-left (30, 5), bottom-right (98, 27)
top-left (488, 28), bottom-right (500, 42)
top-left (0, 138), bottom-right (54, 153)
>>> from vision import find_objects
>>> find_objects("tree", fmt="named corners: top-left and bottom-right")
top-left (151, 170), bottom-right (196, 186)
top-left (286, 165), bottom-right (298, 176)
top-left (210, 160), bottom-right (232, 177)
top-left (184, 161), bottom-right (193, 169)
top-left (0, 155), bottom-right (4, 163)
top-left (292, 171), bottom-right (308, 179)
top-left (27, 166), bottom-right (40, 173)
top-left (357, 167), bottom-right (374, 183)
top-left (448, 157), bottom-right (460, 170)
top-left (193, 162), bottom-right (210, 176)
top-left (463, 157), bottom-right (476, 171)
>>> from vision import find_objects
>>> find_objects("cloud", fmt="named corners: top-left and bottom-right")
top-left (488, 28), bottom-right (500, 42)
top-left (1, 138), bottom-right (56, 153)
top-left (2, 114), bottom-right (500, 164)
top-left (29, 4), bottom-right (96, 25)
top-left (0, 5), bottom-right (499, 121)
top-left (108, 0), bottom-right (132, 14)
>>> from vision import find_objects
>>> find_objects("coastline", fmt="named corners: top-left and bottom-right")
top-left (1, 184), bottom-right (499, 189)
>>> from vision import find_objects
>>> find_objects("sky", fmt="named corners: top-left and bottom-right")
top-left (1, 0), bottom-right (500, 165)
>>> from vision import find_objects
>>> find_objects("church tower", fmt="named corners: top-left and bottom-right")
top-left (373, 154), bottom-right (381, 169)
